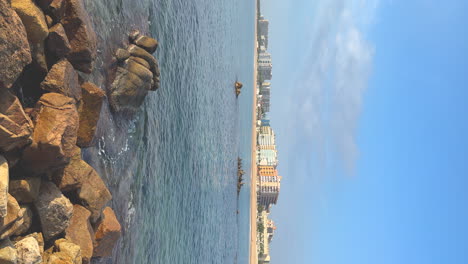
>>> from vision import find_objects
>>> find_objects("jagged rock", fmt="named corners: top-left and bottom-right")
top-left (11, 0), bottom-right (49, 44)
top-left (128, 44), bottom-right (160, 90)
top-left (9, 177), bottom-right (41, 203)
top-left (14, 233), bottom-right (44, 257)
top-left (115, 48), bottom-right (130, 62)
top-left (0, 0), bottom-right (32, 89)
top-left (34, 182), bottom-right (73, 240)
top-left (13, 205), bottom-right (33, 236)
top-left (77, 82), bottom-right (105, 147)
top-left (0, 238), bottom-right (17, 264)
top-left (49, 0), bottom-right (66, 22)
top-left (131, 34), bottom-right (158, 54)
top-left (46, 15), bottom-right (54, 27)
top-left (36, 0), bottom-right (53, 9)
top-left (15, 236), bottom-right (42, 264)
top-left (21, 93), bottom-right (79, 174)
top-left (93, 207), bottom-right (121, 257)
top-left (46, 252), bottom-right (74, 264)
top-left (0, 194), bottom-right (23, 240)
top-left (77, 168), bottom-right (112, 223)
top-left (40, 60), bottom-right (81, 101)
top-left (129, 56), bottom-right (150, 69)
top-left (51, 148), bottom-right (85, 191)
top-left (47, 23), bottom-right (71, 58)
top-left (0, 89), bottom-right (34, 153)
top-left (61, 0), bottom-right (97, 73)
top-left (0, 156), bottom-right (8, 218)
top-left (65, 205), bottom-right (93, 264)
top-left (30, 37), bottom-right (49, 74)
top-left (54, 239), bottom-right (81, 264)
top-left (109, 65), bottom-right (149, 113)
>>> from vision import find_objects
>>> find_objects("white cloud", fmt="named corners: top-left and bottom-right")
top-left (287, 0), bottom-right (377, 175)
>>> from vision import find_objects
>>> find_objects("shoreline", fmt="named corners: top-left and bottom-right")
top-left (249, 0), bottom-right (259, 262)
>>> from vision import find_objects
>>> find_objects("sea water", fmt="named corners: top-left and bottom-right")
top-left (81, 0), bottom-right (255, 263)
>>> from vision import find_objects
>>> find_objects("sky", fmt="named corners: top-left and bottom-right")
top-left (263, 0), bottom-right (468, 263)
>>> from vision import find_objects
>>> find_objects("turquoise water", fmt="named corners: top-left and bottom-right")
top-left (82, 0), bottom-right (255, 263)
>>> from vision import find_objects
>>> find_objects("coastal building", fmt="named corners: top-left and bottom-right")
top-left (257, 209), bottom-right (277, 263)
top-left (258, 49), bottom-right (272, 81)
top-left (258, 126), bottom-right (276, 150)
top-left (258, 16), bottom-right (269, 48)
top-left (257, 166), bottom-right (281, 208)
top-left (261, 119), bottom-right (270, 127)
top-left (259, 82), bottom-right (271, 113)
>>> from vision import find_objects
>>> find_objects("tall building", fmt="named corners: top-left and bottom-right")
top-left (259, 82), bottom-right (271, 113)
top-left (258, 49), bottom-right (272, 81)
top-left (257, 166), bottom-right (281, 209)
top-left (258, 16), bottom-right (269, 49)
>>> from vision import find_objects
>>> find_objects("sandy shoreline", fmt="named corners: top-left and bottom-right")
top-left (249, 1), bottom-right (259, 263)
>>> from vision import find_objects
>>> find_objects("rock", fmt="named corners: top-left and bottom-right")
top-left (0, 156), bottom-right (8, 218)
top-left (50, 148), bottom-right (86, 191)
top-left (11, 0), bottom-right (49, 44)
top-left (115, 48), bottom-right (130, 62)
top-left (13, 205), bottom-right (33, 236)
top-left (15, 233), bottom-right (44, 257)
top-left (61, 0), bottom-right (97, 73)
top-left (46, 252), bottom-right (74, 264)
top-left (128, 44), bottom-right (158, 74)
top-left (132, 35), bottom-right (158, 54)
top-left (0, 194), bottom-right (23, 240)
top-left (0, 238), bottom-right (17, 264)
top-left (46, 15), bottom-right (54, 27)
top-left (76, 82), bottom-right (105, 147)
top-left (34, 182), bottom-right (73, 240)
top-left (30, 41), bottom-right (49, 74)
top-left (77, 168), bottom-right (112, 223)
top-left (15, 236), bottom-right (42, 264)
top-left (47, 23), bottom-right (71, 58)
top-left (65, 205), bottom-right (93, 264)
top-left (40, 60), bottom-right (81, 101)
top-left (9, 177), bottom-right (41, 203)
top-left (21, 93), bottom-right (79, 174)
top-left (49, 0), bottom-right (66, 22)
top-left (109, 66), bottom-right (150, 113)
top-left (0, 88), bottom-right (34, 153)
top-left (128, 29), bottom-right (140, 42)
top-left (0, 0), bottom-right (32, 89)
top-left (129, 56), bottom-right (150, 69)
top-left (36, 0), bottom-right (53, 9)
top-left (54, 239), bottom-right (81, 264)
top-left (93, 207), bottom-right (121, 257)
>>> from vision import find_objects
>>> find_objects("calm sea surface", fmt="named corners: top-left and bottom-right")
top-left (80, 0), bottom-right (255, 263)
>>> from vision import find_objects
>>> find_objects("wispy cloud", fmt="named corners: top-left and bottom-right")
top-left (287, 0), bottom-right (377, 176)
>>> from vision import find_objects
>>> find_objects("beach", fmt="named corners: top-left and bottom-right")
top-left (249, 3), bottom-right (259, 263)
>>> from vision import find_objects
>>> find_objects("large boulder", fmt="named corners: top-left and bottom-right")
top-left (128, 44), bottom-right (160, 91)
top-left (47, 23), bottom-right (71, 58)
top-left (77, 82), bottom-right (105, 147)
top-left (34, 182), bottom-right (74, 240)
top-left (9, 177), bottom-right (41, 203)
top-left (65, 205), bottom-right (93, 264)
top-left (15, 236), bottom-right (42, 264)
top-left (11, 0), bottom-right (49, 44)
top-left (0, 238), bottom-right (17, 264)
top-left (0, 0), bottom-right (32, 89)
top-left (61, 0), bottom-right (97, 73)
top-left (0, 156), bottom-right (8, 218)
top-left (77, 168), bottom-right (112, 223)
top-left (0, 194), bottom-right (24, 240)
top-left (53, 239), bottom-right (81, 264)
top-left (40, 60), bottom-right (81, 102)
top-left (21, 93), bottom-right (79, 174)
top-left (93, 207), bottom-right (121, 257)
top-left (109, 65), bottom-right (150, 113)
top-left (130, 32), bottom-right (158, 54)
top-left (0, 89), bottom-right (34, 153)
top-left (51, 148), bottom-right (86, 191)
top-left (14, 232), bottom-right (44, 257)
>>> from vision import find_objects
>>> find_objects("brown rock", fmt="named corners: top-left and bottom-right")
top-left (109, 66), bottom-right (149, 113)
top-left (129, 56), bottom-right (150, 69)
top-left (0, 238), bottom-right (17, 264)
top-left (46, 15), bottom-right (54, 27)
top-left (128, 44), bottom-right (158, 74)
top-left (34, 182), bottom-right (74, 240)
top-left (77, 169), bottom-right (112, 223)
top-left (15, 232), bottom-right (44, 256)
top-left (93, 207), bottom-right (121, 257)
top-left (0, 156), bottom-right (8, 218)
top-left (0, 0), bottom-right (32, 89)
top-left (47, 23), bottom-right (71, 58)
top-left (49, 0), bottom-right (66, 22)
top-left (0, 194), bottom-right (23, 240)
top-left (21, 93), bottom-right (79, 174)
top-left (11, 0), bottom-right (49, 44)
top-left (132, 35), bottom-right (158, 54)
top-left (77, 82), bottom-right (105, 147)
top-left (54, 239), bottom-right (81, 264)
top-left (30, 41), bottom-right (49, 76)
top-left (9, 177), bottom-right (41, 203)
top-left (46, 252), bottom-right (74, 264)
top-left (126, 58), bottom-right (153, 83)
top-left (51, 148), bottom-right (86, 191)
top-left (40, 60), bottom-right (81, 101)
top-left (15, 236), bottom-right (42, 264)
top-left (13, 205), bottom-right (33, 236)
top-left (115, 48), bottom-right (130, 62)
top-left (36, 0), bottom-right (53, 9)
top-left (61, 0), bottom-right (97, 73)
top-left (65, 205), bottom-right (93, 264)
top-left (0, 88), bottom-right (34, 153)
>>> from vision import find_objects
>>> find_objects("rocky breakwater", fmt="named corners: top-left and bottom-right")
top-left (109, 30), bottom-right (160, 113)
top-left (0, 0), bottom-right (122, 263)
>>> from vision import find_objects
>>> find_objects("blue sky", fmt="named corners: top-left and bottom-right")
top-left (263, 0), bottom-right (468, 263)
